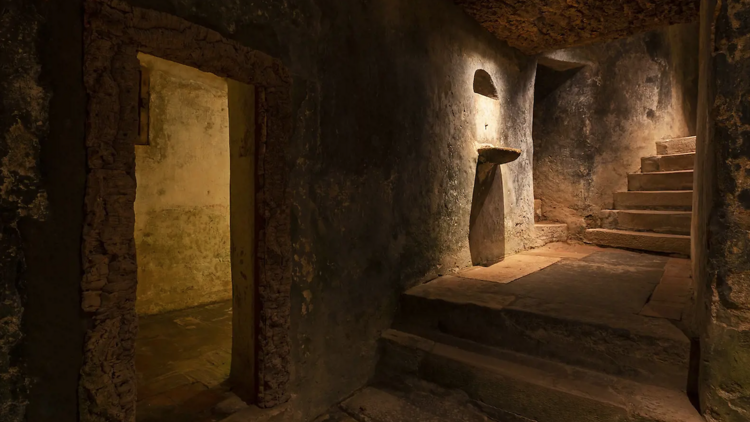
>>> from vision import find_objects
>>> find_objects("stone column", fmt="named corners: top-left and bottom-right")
top-left (695, 0), bottom-right (750, 420)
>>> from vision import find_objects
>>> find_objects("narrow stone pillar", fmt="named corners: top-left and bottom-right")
top-left (695, 0), bottom-right (750, 420)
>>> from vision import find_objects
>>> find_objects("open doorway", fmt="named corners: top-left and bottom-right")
top-left (80, 7), bottom-right (293, 419)
top-left (134, 54), bottom-right (257, 422)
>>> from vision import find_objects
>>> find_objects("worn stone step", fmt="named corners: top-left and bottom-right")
top-left (395, 273), bottom-right (691, 390)
top-left (532, 223), bottom-right (569, 248)
top-left (379, 330), bottom-right (702, 422)
top-left (600, 210), bottom-right (692, 235)
top-left (655, 136), bottom-right (696, 155)
top-left (642, 153), bottom-right (695, 172)
top-left (614, 190), bottom-right (693, 211)
top-left (628, 170), bottom-right (693, 191)
top-left (338, 382), bottom-right (495, 422)
top-left (584, 229), bottom-right (690, 256)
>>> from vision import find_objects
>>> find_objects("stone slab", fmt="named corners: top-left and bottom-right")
top-left (584, 229), bottom-right (691, 256)
top-left (641, 302), bottom-right (685, 321)
top-left (520, 242), bottom-right (601, 260)
top-left (628, 170), bottom-right (694, 192)
top-left (399, 254), bottom-right (690, 389)
top-left (532, 223), bottom-right (569, 247)
top-left (600, 210), bottom-right (692, 235)
top-left (613, 190), bottom-right (693, 211)
top-left (642, 153), bottom-right (695, 172)
top-left (381, 331), bottom-right (703, 422)
top-left (341, 386), bottom-right (492, 422)
top-left (640, 257), bottom-right (693, 321)
top-left (655, 136), bottom-right (697, 155)
top-left (407, 276), bottom-right (517, 310)
top-left (459, 254), bottom-right (561, 285)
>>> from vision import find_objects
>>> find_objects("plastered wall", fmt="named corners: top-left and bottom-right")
top-left (135, 54), bottom-right (232, 315)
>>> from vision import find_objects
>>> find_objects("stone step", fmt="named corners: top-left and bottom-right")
top-left (642, 153), bottom-right (695, 172)
top-left (532, 223), bottom-right (569, 248)
top-left (628, 170), bottom-right (693, 191)
top-left (614, 190), bottom-right (693, 211)
top-left (337, 382), bottom-right (495, 422)
top-left (585, 229), bottom-right (690, 256)
top-left (395, 275), bottom-right (691, 390)
top-left (655, 136), bottom-right (696, 155)
top-left (600, 210), bottom-right (692, 235)
top-left (378, 330), bottom-right (702, 422)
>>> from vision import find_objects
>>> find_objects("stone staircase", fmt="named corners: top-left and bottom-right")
top-left (585, 136), bottom-right (695, 256)
top-left (339, 247), bottom-right (704, 422)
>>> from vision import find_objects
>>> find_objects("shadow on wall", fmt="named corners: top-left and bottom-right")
top-left (469, 162), bottom-right (505, 266)
top-left (469, 69), bottom-right (506, 266)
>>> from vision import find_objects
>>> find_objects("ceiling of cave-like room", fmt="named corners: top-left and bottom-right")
top-left (452, 0), bottom-right (700, 54)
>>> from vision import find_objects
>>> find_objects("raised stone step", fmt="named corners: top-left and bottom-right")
top-left (532, 223), bottom-right (569, 248)
top-left (338, 382), bottom-right (494, 422)
top-left (656, 136), bottom-right (696, 155)
top-left (642, 153), bottom-right (695, 172)
top-left (585, 229), bottom-right (690, 256)
top-left (600, 210), bottom-right (692, 235)
top-left (379, 330), bottom-right (702, 422)
top-left (395, 268), bottom-right (691, 390)
top-left (614, 191), bottom-right (693, 211)
top-left (628, 170), bottom-right (693, 191)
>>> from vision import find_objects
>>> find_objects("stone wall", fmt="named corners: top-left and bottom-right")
top-left (452, 0), bottom-right (700, 54)
top-left (91, 0), bottom-right (536, 419)
top-left (135, 54), bottom-right (232, 316)
top-left (4, 0), bottom-right (716, 420)
top-left (0, 1), bottom-right (87, 421)
top-left (533, 24), bottom-right (699, 237)
top-left (694, 0), bottom-right (750, 420)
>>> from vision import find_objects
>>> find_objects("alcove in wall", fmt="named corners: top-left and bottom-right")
top-left (469, 69), bottom-right (506, 266)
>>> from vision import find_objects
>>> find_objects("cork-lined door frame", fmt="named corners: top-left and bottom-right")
top-left (81, 1), bottom-right (293, 420)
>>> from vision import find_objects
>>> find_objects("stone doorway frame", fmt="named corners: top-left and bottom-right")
top-left (80, 1), bottom-right (293, 420)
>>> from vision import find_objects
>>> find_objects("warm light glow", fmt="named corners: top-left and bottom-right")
top-left (475, 94), bottom-right (502, 145)
top-left (470, 67), bottom-right (505, 148)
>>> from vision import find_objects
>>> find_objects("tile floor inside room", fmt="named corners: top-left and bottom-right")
top-left (136, 300), bottom-right (234, 422)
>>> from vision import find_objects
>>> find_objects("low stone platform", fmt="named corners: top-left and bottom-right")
top-left (347, 243), bottom-right (701, 422)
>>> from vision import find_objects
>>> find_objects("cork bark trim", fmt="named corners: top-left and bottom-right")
top-left (81, 1), bottom-right (293, 420)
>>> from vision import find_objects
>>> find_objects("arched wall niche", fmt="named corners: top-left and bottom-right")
top-left (473, 69), bottom-right (500, 100)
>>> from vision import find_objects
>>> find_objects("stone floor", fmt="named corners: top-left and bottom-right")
top-left (315, 242), bottom-right (699, 421)
top-left (136, 300), bottom-right (234, 422)
top-left (457, 242), bottom-right (693, 322)
top-left (136, 243), bottom-right (696, 422)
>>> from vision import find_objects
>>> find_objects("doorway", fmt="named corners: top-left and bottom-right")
top-left (133, 53), bottom-right (257, 421)
top-left (80, 6), bottom-right (294, 419)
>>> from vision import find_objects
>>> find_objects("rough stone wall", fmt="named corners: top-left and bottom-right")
top-left (694, 0), bottom-right (750, 420)
top-left (120, 0), bottom-right (536, 420)
top-left (452, 0), bottom-right (700, 54)
top-left (134, 55), bottom-right (232, 316)
top-left (0, 3), bottom-right (47, 420)
top-left (1, 0), bottom-right (89, 421)
top-left (5, 0), bottom-right (536, 420)
top-left (533, 25), bottom-right (699, 237)
top-left (81, 1), bottom-right (293, 419)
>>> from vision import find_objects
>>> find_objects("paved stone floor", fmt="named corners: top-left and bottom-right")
top-left (135, 243), bottom-right (694, 422)
top-left (458, 242), bottom-right (693, 322)
top-left (136, 300), bottom-right (234, 422)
